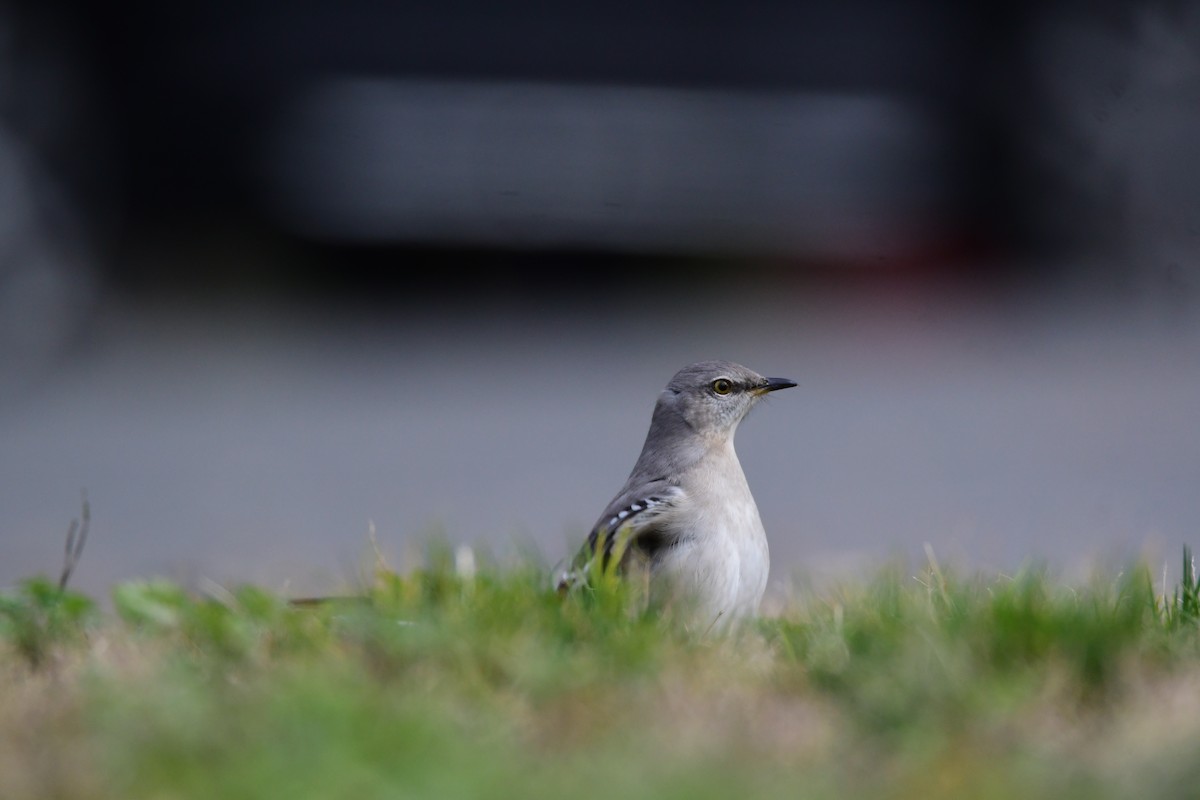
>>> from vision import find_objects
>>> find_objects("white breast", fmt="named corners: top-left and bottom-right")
top-left (653, 442), bottom-right (770, 627)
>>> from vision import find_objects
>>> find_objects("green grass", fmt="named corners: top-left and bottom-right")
top-left (4, 547), bottom-right (1200, 799)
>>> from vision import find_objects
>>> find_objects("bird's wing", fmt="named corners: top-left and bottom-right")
top-left (557, 481), bottom-right (685, 591)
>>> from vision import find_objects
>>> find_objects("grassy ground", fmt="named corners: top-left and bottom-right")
top-left (4, 546), bottom-right (1200, 799)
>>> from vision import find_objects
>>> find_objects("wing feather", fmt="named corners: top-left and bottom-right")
top-left (556, 482), bottom-right (685, 592)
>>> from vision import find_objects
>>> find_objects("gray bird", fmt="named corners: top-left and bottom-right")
top-left (559, 360), bottom-right (796, 628)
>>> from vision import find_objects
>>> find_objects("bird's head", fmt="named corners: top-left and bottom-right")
top-left (658, 360), bottom-right (796, 440)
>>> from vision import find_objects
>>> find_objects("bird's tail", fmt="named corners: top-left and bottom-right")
top-left (554, 523), bottom-right (637, 595)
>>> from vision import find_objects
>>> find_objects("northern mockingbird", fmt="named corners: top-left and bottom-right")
top-left (559, 360), bottom-right (796, 628)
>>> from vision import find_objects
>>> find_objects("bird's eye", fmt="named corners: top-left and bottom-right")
top-left (711, 378), bottom-right (733, 395)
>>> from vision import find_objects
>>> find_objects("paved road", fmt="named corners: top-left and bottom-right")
top-left (3, 282), bottom-right (1199, 602)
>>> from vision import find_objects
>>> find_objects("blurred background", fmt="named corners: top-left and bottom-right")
top-left (2, 0), bottom-right (1198, 600)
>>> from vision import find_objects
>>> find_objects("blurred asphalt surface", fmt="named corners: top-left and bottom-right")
top-left (3, 277), bottom-right (1199, 602)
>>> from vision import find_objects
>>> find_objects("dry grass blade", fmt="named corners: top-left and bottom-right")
top-left (57, 494), bottom-right (90, 592)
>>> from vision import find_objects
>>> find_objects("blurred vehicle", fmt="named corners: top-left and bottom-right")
top-left (83, 2), bottom-right (1034, 271)
top-left (18, 0), bottom-right (1183, 314)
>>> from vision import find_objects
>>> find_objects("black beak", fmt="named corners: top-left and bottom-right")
top-left (759, 377), bottom-right (798, 394)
